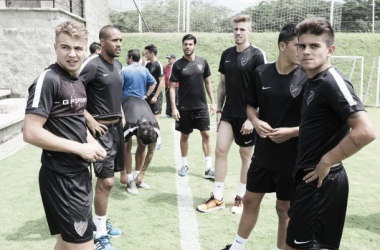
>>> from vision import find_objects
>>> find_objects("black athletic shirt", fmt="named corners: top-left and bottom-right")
top-left (122, 96), bottom-right (159, 140)
top-left (170, 55), bottom-right (211, 110)
top-left (25, 63), bottom-right (89, 174)
top-left (219, 45), bottom-right (267, 118)
top-left (296, 67), bottom-right (366, 172)
top-left (145, 60), bottom-right (164, 97)
top-left (246, 63), bottom-right (308, 174)
top-left (80, 55), bottom-right (122, 120)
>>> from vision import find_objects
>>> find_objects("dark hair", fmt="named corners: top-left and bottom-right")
top-left (144, 44), bottom-right (158, 56)
top-left (182, 34), bottom-right (197, 45)
top-left (128, 49), bottom-right (140, 62)
top-left (89, 42), bottom-right (101, 54)
top-left (278, 23), bottom-right (298, 47)
top-left (99, 25), bottom-right (120, 40)
top-left (137, 121), bottom-right (158, 145)
top-left (297, 17), bottom-right (334, 46)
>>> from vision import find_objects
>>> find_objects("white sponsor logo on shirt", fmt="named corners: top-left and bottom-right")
top-left (225, 60), bottom-right (231, 63)
top-left (294, 239), bottom-right (310, 244)
top-left (183, 68), bottom-right (188, 71)
top-left (103, 73), bottom-right (109, 77)
top-left (262, 86), bottom-right (271, 90)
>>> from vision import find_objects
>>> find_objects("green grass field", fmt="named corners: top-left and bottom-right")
top-left (0, 106), bottom-right (379, 250)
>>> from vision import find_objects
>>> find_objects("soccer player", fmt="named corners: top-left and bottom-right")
top-left (285, 17), bottom-right (376, 250)
top-left (144, 44), bottom-right (164, 150)
top-left (197, 14), bottom-right (266, 215)
top-left (23, 21), bottom-right (106, 250)
top-left (89, 42), bottom-right (101, 56)
top-left (80, 25), bottom-right (125, 250)
top-left (121, 96), bottom-right (160, 195)
top-left (164, 54), bottom-right (177, 118)
top-left (221, 23), bottom-right (308, 250)
top-left (169, 34), bottom-right (216, 177)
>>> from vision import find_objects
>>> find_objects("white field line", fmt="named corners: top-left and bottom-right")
top-left (173, 124), bottom-right (202, 250)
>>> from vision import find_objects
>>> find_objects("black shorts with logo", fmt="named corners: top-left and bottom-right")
top-left (39, 167), bottom-right (93, 243)
top-left (246, 160), bottom-right (294, 201)
top-left (147, 92), bottom-right (163, 115)
top-left (221, 115), bottom-right (255, 147)
top-left (286, 165), bottom-right (348, 250)
top-left (94, 120), bottom-right (125, 178)
top-left (175, 108), bottom-right (210, 134)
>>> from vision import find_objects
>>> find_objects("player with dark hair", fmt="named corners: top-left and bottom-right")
top-left (170, 34), bottom-right (216, 177)
top-left (89, 42), bottom-right (101, 55)
top-left (197, 14), bottom-right (267, 215)
top-left (221, 23), bottom-right (308, 250)
top-left (23, 21), bottom-right (106, 250)
top-left (80, 25), bottom-right (125, 250)
top-left (285, 17), bottom-right (376, 250)
top-left (121, 96), bottom-right (160, 195)
top-left (144, 44), bottom-right (164, 150)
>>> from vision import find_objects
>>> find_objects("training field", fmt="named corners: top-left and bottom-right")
top-left (0, 106), bottom-right (379, 250)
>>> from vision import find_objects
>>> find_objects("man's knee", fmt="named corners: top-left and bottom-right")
top-left (239, 146), bottom-right (253, 162)
top-left (96, 177), bottom-right (114, 192)
top-left (181, 133), bottom-right (190, 142)
top-left (200, 131), bottom-right (210, 141)
top-left (243, 194), bottom-right (260, 211)
top-left (275, 203), bottom-right (290, 221)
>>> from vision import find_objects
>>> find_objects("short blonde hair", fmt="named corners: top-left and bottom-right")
top-left (233, 14), bottom-right (252, 25)
top-left (55, 21), bottom-right (88, 41)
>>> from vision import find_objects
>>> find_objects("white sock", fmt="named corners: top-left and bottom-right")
top-left (157, 136), bottom-right (161, 144)
top-left (237, 183), bottom-right (246, 198)
top-left (182, 157), bottom-right (188, 167)
top-left (94, 215), bottom-right (107, 238)
top-left (133, 171), bottom-right (140, 179)
top-left (127, 174), bottom-right (134, 182)
top-left (213, 182), bottom-right (224, 201)
top-left (205, 156), bottom-right (212, 170)
top-left (276, 247), bottom-right (283, 250)
top-left (230, 234), bottom-right (247, 250)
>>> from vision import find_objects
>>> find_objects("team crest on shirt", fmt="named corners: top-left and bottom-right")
top-left (74, 221), bottom-right (88, 237)
top-left (307, 91), bottom-right (315, 105)
top-left (241, 58), bottom-right (248, 66)
top-left (197, 64), bottom-right (203, 71)
top-left (290, 84), bottom-right (302, 98)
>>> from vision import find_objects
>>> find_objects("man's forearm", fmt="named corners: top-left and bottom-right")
top-left (154, 77), bottom-right (164, 98)
top-left (217, 78), bottom-right (226, 110)
top-left (140, 143), bottom-right (156, 174)
top-left (170, 85), bottom-right (177, 108)
top-left (146, 84), bottom-right (156, 97)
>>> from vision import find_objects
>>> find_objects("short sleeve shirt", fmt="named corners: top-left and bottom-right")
top-left (170, 55), bottom-right (211, 110)
top-left (25, 63), bottom-right (89, 174)
top-left (246, 63), bottom-right (308, 174)
top-left (296, 67), bottom-right (366, 171)
top-left (79, 55), bottom-right (122, 120)
top-left (219, 45), bottom-right (267, 118)
top-left (146, 60), bottom-right (164, 96)
top-left (121, 63), bottom-right (156, 99)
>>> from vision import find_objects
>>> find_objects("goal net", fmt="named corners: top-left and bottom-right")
top-left (363, 57), bottom-right (380, 107)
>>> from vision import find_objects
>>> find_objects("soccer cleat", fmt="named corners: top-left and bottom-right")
top-left (221, 244), bottom-right (231, 250)
top-left (127, 179), bottom-right (138, 195)
top-left (136, 181), bottom-right (150, 189)
top-left (178, 165), bottom-right (189, 176)
top-left (204, 167), bottom-right (215, 179)
top-left (94, 235), bottom-right (115, 250)
top-left (197, 193), bottom-right (225, 212)
top-left (230, 195), bottom-right (244, 214)
top-left (106, 220), bottom-right (123, 238)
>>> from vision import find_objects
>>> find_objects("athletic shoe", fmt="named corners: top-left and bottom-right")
top-left (127, 179), bottom-right (138, 195)
top-left (204, 167), bottom-right (215, 179)
top-left (197, 193), bottom-right (225, 212)
top-left (220, 244), bottom-right (231, 250)
top-left (92, 220), bottom-right (123, 238)
top-left (94, 235), bottom-right (115, 250)
top-left (137, 181), bottom-right (150, 189)
top-left (106, 220), bottom-right (123, 237)
top-left (230, 195), bottom-right (243, 214)
top-left (155, 143), bottom-right (162, 151)
top-left (165, 114), bottom-right (171, 118)
top-left (178, 165), bottom-right (189, 176)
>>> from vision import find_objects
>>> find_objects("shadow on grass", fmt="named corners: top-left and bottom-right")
top-left (147, 165), bottom-right (175, 174)
top-left (5, 217), bottom-right (51, 241)
top-left (345, 213), bottom-right (380, 235)
top-left (146, 192), bottom-right (204, 208)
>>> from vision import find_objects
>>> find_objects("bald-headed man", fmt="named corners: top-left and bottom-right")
top-left (80, 25), bottom-right (124, 250)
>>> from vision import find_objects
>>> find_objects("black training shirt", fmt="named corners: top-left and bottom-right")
top-left (246, 63), bottom-right (308, 174)
top-left (296, 67), bottom-right (366, 171)
top-left (219, 45), bottom-right (266, 118)
top-left (122, 96), bottom-right (159, 141)
top-left (170, 55), bottom-right (211, 110)
top-left (80, 55), bottom-right (122, 120)
top-left (146, 60), bottom-right (164, 97)
top-left (25, 63), bottom-right (89, 174)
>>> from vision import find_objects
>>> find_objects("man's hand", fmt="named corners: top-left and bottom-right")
top-left (87, 118), bottom-right (107, 137)
top-left (267, 127), bottom-right (295, 144)
top-left (216, 113), bottom-right (222, 132)
top-left (210, 103), bottom-right (216, 116)
top-left (78, 143), bottom-right (107, 163)
top-left (240, 119), bottom-right (254, 135)
top-left (150, 96), bottom-right (158, 104)
top-left (303, 160), bottom-right (332, 188)
top-left (172, 107), bottom-right (180, 121)
top-left (252, 120), bottom-right (274, 138)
